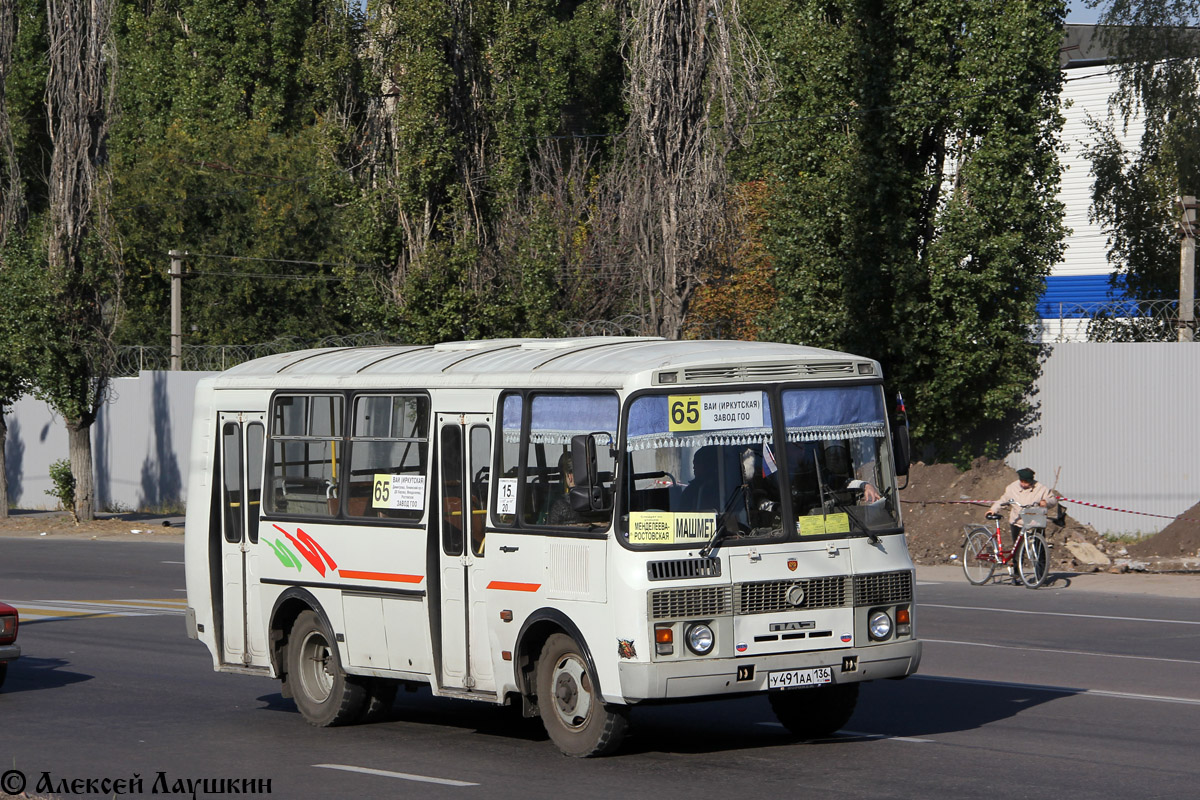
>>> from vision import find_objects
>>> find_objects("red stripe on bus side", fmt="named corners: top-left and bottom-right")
top-left (339, 570), bottom-right (425, 584)
top-left (486, 581), bottom-right (542, 592)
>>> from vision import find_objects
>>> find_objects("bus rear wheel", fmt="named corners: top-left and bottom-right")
top-left (769, 682), bottom-right (859, 739)
top-left (535, 633), bottom-right (628, 757)
top-left (287, 610), bottom-right (367, 727)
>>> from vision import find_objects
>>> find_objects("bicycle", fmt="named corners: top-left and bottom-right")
top-left (961, 503), bottom-right (1050, 589)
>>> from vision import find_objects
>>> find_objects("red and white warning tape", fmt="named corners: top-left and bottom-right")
top-left (1055, 496), bottom-right (1179, 520)
top-left (903, 496), bottom-right (1196, 522)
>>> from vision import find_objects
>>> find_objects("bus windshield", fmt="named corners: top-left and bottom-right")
top-left (620, 385), bottom-right (900, 548)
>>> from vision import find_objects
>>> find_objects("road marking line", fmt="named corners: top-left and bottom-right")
top-left (17, 610), bottom-right (129, 621)
top-left (117, 598), bottom-right (187, 608)
top-left (314, 764), bottom-right (478, 787)
top-left (12, 599), bottom-right (186, 619)
top-left (913, 675), bottom-right (1200, 706)
top-left (924, 637), bottom-right (1200, 666)
top-left (841, 729), bottom-right (936, 743)
top-left (757, 723), bottom-right (933, 743)
top-left (922, 603), bottom-right (1200, 626)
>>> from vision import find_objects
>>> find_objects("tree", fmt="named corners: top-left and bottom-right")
top-left (1085, 0), bottom-right (1200, 301)
top-left (613, 0), bottom-right (768, 338)
top-left (356, 0), bottom-right (629, 342)
top-left (110, 0), bottom-right (372, 349)
top-left (0, 0), bottom-right (44, 518)
top-left (0, 299), bottom-right (27, 518)
top-left (683, 180), bottom-right (776, 340)
top-left (23, 0), bottom-right (122, 521)
top-left (743, 0), bottom-right (1067, 456)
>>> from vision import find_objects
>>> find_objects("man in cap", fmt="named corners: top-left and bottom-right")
top-left (988, 467), bottom-right (1057, 584)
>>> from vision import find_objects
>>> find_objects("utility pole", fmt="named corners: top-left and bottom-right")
top-left (1177, 197), bottom-right (1197, 343)
top-left (169, 250), bottom-right (184, 369)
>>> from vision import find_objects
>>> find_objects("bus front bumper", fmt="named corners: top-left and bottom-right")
top-left (615, 639), bottom-right (921, 702)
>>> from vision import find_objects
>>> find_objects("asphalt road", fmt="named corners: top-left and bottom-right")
top-left (1, 538), bottom-right (1197, 800)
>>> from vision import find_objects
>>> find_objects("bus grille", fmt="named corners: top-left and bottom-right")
top-left (682, 362), bottom-right (856, 384)
top-left (853, 571), bottom-right (913, 605)
top-left (649, 586), bottom-right (732, 620)
top-left (647, 570), bottom-right (912, 620)
top-left (735, 576), bottom-right (849, 614)
top-left (647, 558), bottom-right (723, 581)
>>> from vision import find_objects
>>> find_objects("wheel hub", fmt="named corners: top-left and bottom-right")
top-left (550, 655), bottom-right (592, 728)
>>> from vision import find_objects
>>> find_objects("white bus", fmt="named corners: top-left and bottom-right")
top-left (184, 337), bottom-right (920, 756)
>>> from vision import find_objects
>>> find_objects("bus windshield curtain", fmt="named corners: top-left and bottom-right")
top-left (781, 386), bottom-right (886, 442)
top-left (625, 392), bottom-right (774, 451)
top-left (502, 394), bottom-right (619, 445)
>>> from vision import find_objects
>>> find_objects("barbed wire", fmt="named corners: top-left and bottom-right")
top-left (113, 332), bottom-right (392, 376)
top-left (1037, 299), bottom-right (1198, 342)
top-left (110, 299), bottom-right (1196, 377)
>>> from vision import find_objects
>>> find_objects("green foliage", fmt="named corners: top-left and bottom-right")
top-left (1086, 0), bottom-right (1200, 299)
top-left (0, 225), bottom-right (114, 426)
top-left (742, 0), bottom-right (1066, 457)
top-left (359, 0), bottom-right (626, 338)
top-left (0, 0), bottom-right (49, 220)
top-left (46, 459), bottom-right (77, 521)
top-left (111, 0), bottom-right (378, 348)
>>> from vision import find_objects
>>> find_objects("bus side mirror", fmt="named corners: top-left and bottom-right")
top-left (892, 426), bottom-right (911, 477)
top-left (570, 433), bottom-right (611, 512)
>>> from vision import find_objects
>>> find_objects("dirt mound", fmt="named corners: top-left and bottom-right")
top-left (1126, 499), bottom-right (1200, 559)
top-left (900, 458), bottom-right (1117, 570)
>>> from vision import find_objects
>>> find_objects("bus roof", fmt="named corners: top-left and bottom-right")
top-left (203, 337), bottom-right (880, 390)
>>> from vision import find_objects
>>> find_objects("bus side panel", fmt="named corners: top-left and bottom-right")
top-left (184, 385), bottom-right (274, 670)
top-left (487, 532), bottom-right (621, 703)
top-left (184, 381), bottom-right (220, 667)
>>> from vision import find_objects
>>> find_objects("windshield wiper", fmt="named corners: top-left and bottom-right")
top-left (699, 486), bottom-right (747, 558)
top-left (813, 456), bottom-right (878, 544)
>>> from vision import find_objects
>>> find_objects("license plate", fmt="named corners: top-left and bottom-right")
top-left (768, 667), bottom-right (833, 690)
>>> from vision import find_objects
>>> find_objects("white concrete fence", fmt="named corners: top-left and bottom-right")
top-left (4, 344), bottom-right (1196, 535)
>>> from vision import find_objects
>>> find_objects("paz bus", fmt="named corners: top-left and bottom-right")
top-left (184, 337), bottom-right (921, 756)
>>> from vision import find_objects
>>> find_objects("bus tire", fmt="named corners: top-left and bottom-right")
top-left (287, 610), bottom-right (366, 727)
top-left (535, 633), bottom-right (627, 757)
top-left (358, 678), bottom-right (398, 723)
top-left (769, 682), bottom-right (859, 739)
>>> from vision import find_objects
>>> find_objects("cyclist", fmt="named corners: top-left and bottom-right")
top-left (988, 467), bottom-right (1056, 584)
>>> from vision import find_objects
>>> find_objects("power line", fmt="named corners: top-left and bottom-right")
top-left (184, 269), bottom-right (375, 283)
top-left (183, 251), bottom-right (377, 269)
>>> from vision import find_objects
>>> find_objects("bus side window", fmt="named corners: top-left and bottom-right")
top-left (265, 395), bottom-right (342, 518)
top-left (346, 394), bottom-right (429, 521)
top-left (440, 424), bottom-right (464, 555)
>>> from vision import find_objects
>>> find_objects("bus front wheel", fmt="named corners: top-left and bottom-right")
top-left (535, 633), bottom-right (627, 757)
top-left (769, 682), bottom-right (859, 739)
top-left (287, 610), bottom-right (367, 726)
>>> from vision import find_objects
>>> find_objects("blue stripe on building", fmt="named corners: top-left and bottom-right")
top-left (1037, 274), bottom-right (1131, 318)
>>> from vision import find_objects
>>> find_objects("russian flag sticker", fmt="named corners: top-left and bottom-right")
top-left (736, 642), bottom-right (748, 653)
top-left (841, 633), bottom-right (852, 643)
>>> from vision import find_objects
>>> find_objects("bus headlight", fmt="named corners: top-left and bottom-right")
top-left (868, 610), bottom-right (893, 641)
top-left (685, 622), bottom-right (715, 655)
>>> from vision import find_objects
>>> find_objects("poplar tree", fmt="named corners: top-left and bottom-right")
top-left (1085, 0), bottom-right (1200, 302)
top-left (743, 0), bottom-right (1067, 456)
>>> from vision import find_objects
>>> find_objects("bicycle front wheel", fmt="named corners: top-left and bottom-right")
top-left (962, 527), bottom-right (998, 585)
top-left (1018, 530), bottom-right (1049, 588)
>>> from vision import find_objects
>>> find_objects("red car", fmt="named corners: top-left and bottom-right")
top-left (0, 602), bottom-right (19, 689)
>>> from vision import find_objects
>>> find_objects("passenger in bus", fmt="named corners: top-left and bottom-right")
top-left (680, 446), bottom-right (721, 511)
top-left (548, 451), bottom-right (583, 525)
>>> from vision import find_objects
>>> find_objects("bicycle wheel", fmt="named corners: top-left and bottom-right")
top-left (1018, 530), bottom-right (1049, 589)
top-left (962, 527), bottom-right (998, 585)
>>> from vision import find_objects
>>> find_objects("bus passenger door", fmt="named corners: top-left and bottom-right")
top-left (436, 413), bottom-right (495, 693)
top-left (218, 412), bottom-right (268, 668)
